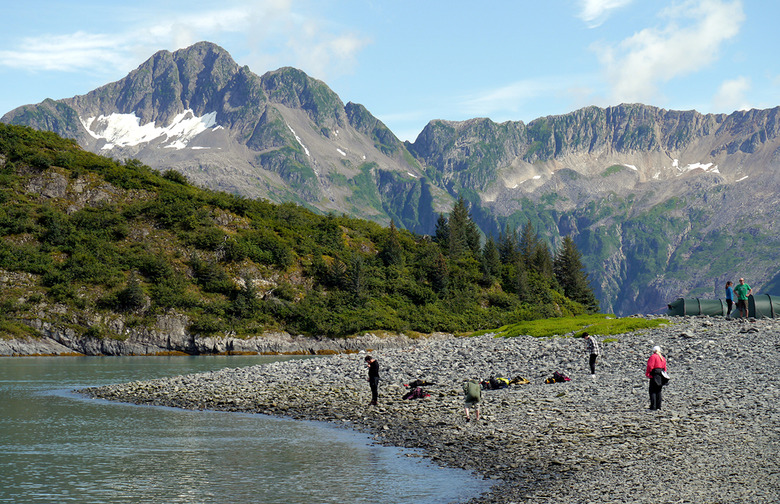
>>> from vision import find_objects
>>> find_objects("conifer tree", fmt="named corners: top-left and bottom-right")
top-left (518, 220), bottom-right (539, 269)
top-left (516, 266), bottom-right (530, 303)
top-left (532, 240), bottom-right (555, 281)
top-left (347, 253), bottom-right (366, 299)
top-left (434, 213), bottom-right (449, 251)
top-left (481, 235), bottom-right (501, 283)
top-left (380, 220), bottom-right (404, 266)
top-left (440, 197), bottom-right (481, 259)
top-left (554, 235), bottom-right (599, 312)
top-left (498, 223), bottom-right (519, 264)
top-left (430, 252), bottom-right (449, 292)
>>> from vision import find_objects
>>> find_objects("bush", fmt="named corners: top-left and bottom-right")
top-left (116, 276), bottom-right (146, 311)
top-left (190, 256), bottom-right (234, 295)
top-left (188, 314), bottom-right (226, 335)
top-left (83, 325), bottom-right (103, 339)
top-left (162, 169), bottom-right (189, 185)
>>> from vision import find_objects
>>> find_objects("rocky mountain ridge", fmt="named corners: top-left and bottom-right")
top-left (4, 41), bottom-right (780, 315)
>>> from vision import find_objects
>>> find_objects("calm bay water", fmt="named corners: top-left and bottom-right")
top-left (0, 356), bottom-right (490, 504)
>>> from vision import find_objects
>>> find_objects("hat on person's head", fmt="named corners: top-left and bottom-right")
top-left (652, 345), bottom-right (661, 353)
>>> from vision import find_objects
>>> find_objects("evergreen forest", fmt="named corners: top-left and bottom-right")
top-left (0, 124), bottom-right (598, 341)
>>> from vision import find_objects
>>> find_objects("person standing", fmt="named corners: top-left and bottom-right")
top-left (463, 378), bottom-right (481, 422)
top-left (583, 332), bottom-right (599, 377)
top-left (725, 281), bottom-right (734, 319)
top-left (734, 278), bottom-right (752, 319)
top-left (364, 355), bottom-right (380, 406)
top-left (645, 346), bottom-right (667, 411)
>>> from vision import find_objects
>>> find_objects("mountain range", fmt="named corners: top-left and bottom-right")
top-left (4, 41), bottom-right (780, 316)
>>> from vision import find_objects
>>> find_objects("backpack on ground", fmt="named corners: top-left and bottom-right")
top-left (545, 371), bottom-right (571, 384)
top-left (402, 386), bottom-right (430, 400)
top-left (483, 376), bottom-right (510, 390)
top-left (509, 376), bottom-right (530, 385)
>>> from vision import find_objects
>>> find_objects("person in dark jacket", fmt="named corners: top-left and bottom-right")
top-left (364, 355), bottom-right (380, 406)
top-left (583, 332), bottom-right (599, 377)
top-left (645, 346), bottom-right (667, 410)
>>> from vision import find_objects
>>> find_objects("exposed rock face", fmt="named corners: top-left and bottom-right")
top-left (4, 42), bottom-right (780, 315)
top-left (0, 313), bottom-right (440, 356)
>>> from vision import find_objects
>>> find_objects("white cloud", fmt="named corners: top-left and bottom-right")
top-left (0, 0), bottom-right (368, 83)
top-left (712, 76), bottom-right (752, 112)
top-left (284, 28), bottom-right (370, 81)
top-left (596, 0), bottom-right (745, 104)
top-left (0, 32), bottom-right (133, 72)
top-left (460, 78), bottom-right (561, 118)
top-left (579, 0), bottom-right (634, 28)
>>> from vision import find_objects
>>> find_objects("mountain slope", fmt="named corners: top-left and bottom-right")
top-left (408, 105), bottom-right (780, 314)
top-left (4, 41), bottom-right (780, 315)
top-left (2, 42), bottom-right (439, 233)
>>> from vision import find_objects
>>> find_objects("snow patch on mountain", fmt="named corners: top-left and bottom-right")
top-left (80, 110), bottom-right (219, 150)
top-left (672, 158), bottom-right (720, 176)
top-left (286, 124), bottom-right (309, 157)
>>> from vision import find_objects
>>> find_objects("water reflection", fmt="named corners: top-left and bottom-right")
top-left (0, 356), bottom-right (491, 504)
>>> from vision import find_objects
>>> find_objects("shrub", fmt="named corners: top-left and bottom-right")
top-left (116, 276), bottom-right (146, 311)
top-left (188, 314), bottom-right (226, 335)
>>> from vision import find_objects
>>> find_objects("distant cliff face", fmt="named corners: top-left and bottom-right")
top-left (409, 104), bottom-right (780, 315)
top-left (4, 41), bottom-right (780, 316)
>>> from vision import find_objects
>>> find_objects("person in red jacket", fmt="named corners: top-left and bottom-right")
top-left (645, 346), bottom-right (667, 410)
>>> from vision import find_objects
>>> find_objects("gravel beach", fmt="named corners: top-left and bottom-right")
top-left (83, 316), bottom-right (780, 503)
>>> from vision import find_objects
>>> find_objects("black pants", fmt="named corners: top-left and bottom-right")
top-left (369, 377), bottom-right (379, 403)
top-left (726, 299), bottom-right (733, 316)
top-left (649, 380), bottom-right (663, 410)
top-left (589, 354), bottom-right (598, 375)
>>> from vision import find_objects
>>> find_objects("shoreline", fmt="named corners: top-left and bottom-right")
top-left (82, 316), bottom-right (780, 503)
top-left (0, 330), bottom-right (446, 357)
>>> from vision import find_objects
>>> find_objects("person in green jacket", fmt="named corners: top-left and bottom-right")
top-left (734, 277), bottom-right (752, 319)
top-left (463, 378), bottom-right (481, 422)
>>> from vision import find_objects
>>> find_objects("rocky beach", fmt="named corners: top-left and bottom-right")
top-left (82, 316), bottom-right (780, 503)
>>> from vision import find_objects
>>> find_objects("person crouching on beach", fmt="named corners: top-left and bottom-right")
top-left (463, 378), bottom-right (481, 422)
top-left (364, 355), bottom-right (379, 406)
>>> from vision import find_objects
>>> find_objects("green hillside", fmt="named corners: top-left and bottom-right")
top-left (0, 124), bottom-right (595, 343)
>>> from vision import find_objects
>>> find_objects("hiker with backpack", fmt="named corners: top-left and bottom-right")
top-left (463, 378), bottom-right (481, 422)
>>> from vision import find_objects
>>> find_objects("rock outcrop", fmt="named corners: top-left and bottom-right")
top-left (0, 314), bottom-right (443, 356)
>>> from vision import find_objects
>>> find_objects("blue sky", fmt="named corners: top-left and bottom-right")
top-left (0, 0), bottom-right (775, 141)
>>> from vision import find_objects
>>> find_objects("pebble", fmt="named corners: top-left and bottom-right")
top-left (81, 316), bottom-right (780, 503)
